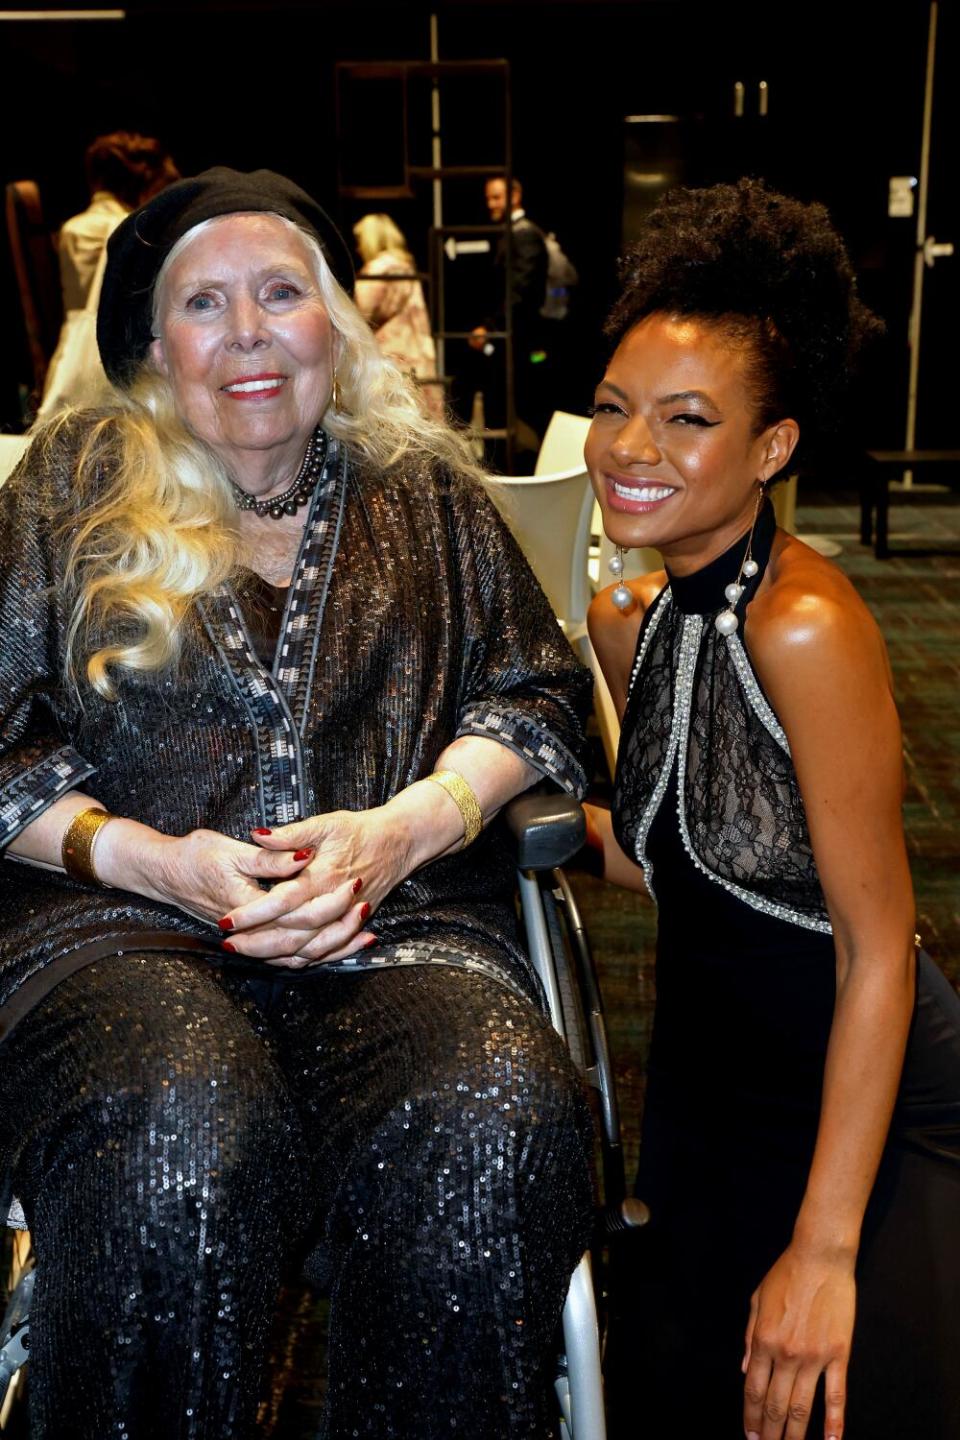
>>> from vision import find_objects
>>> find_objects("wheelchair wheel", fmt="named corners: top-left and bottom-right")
top-left (542, 882), bottom-right (591, 1077)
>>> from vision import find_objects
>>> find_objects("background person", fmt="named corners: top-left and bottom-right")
top-left (353, 212), bottom-right (442, 417)
top-left (469, 175), bottom-right (550, 460)
top-left (0, 167), bottom-right (594, 1439)
top-left (586, 178), bottom-right (960, 1439)
top-left (39, 131), bottom-right (179, 417)
top-left (58, 130), bottom-right (179, 310)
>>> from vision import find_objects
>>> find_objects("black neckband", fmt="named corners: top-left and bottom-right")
top-left (666, 500), bottom-right (776, 616)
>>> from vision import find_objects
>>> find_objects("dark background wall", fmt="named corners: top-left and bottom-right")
top-left (2, 0), bottom-right (956, 453)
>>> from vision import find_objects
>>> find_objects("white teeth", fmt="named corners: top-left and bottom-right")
top-left (223, 378), bottom-right (285, 394)
top-left (612, 482), bottom-right (675, 502)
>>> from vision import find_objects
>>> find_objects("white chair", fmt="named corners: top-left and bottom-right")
top-left (483, 466), bottom-right (594, 632)
top-left (535, 411), bottom-right (591, 478)
top-left (483, 461), bottom-right (639, 780)
top-left (0, 436), bottom-right (29, 487)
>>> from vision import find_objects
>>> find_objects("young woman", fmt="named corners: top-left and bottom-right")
top-left (586, 179), bottom-right (960, 1440)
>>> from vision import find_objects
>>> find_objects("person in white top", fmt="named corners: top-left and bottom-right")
top-left (58, 132), bottom-right (178, 310)
top-left (353, 213), bottom-right (442, 416)
top-left (40, 133), bottom-right (178, 418)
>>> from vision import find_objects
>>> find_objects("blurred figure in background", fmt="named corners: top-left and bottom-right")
top-left (469, 176), bottom-right (578, 466)
top-left (353, 213), bottom-right (442, 417)
top-left (58, 131), bottom-right (179, 310)
top-left (470, 176), bottom-right (549, 458)
top-left (39, 132), bottom-right (179, 418)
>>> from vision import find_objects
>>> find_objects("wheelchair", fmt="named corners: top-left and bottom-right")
top-left (1, 792), bottom-right (644, 1438)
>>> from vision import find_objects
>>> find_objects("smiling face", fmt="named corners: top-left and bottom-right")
top-left (150, 212), bottom-right (334, 493)
top-left (585, 313), bottom-right (798, 574)
top-left (485, 178), bottom-right (520, 222)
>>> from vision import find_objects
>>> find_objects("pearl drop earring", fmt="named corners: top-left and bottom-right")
top-left (609, 547), bottom-right (632, 611)
top-left (714, 486), bottom-right (764, 636)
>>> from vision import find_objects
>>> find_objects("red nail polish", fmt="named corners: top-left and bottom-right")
top-left (218, 917), bottom-right (234, 930)
top-left (252, 826), bottom-right (272, 835)
top-left (359, 901), bottom-right (371, 922)
top-left (221, 940), bottom-right (236, 953)
top-left (352, 877), bottom-right (363, 895)
top-left (293, 848), bottom-right (313, 861)
top-left (364, 934), bottom-right (377, 948)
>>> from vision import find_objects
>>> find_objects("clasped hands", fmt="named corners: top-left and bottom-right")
top-left (742, 1243), bottom-right (855, 1440)
top-left (148, 809), bottom-right (407, 968)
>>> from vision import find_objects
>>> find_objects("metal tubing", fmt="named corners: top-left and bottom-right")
top-left (904, 1), bottom-right (939, 483)
top-left (517, 872), bottom-right (566, 1040)
top-left (562, 1255), bottom-right (607, 1440)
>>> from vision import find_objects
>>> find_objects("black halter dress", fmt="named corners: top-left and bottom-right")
top-left (612, 505), bottom-right (960, 1437)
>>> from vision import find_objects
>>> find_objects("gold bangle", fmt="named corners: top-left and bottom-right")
top-left (61, 807), bottom-right (113, 886)
top-left (425, 770), bottom-right (484, 849)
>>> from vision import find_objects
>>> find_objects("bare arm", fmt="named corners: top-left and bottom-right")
top-left (583, 576), bottom-right (665, 892)
top-left (582, 802), bottom-right (648, 893)
top-left (6, 736), bottom-right (540, 964)
top-left (6, 791), bottom-right (311, 923)
top-left (740, 570), bottom-right (915, 1440)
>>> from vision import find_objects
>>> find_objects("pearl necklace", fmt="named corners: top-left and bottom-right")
top-left (230, 430), bottom-right (328, 520)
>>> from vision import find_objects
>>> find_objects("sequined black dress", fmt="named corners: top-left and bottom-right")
top-left (0, 423), bottom-right (595, 1438)
top-left (612, 506), bottom-right (960, 1437)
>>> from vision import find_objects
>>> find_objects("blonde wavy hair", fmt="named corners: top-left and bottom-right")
top-left (50, 213), bottom-right (482, 699)
top-left (353, 213), bottom-right (413, 268)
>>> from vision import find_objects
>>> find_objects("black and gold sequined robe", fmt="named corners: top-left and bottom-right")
top-left (0, 423), bottom-right (591, 1033)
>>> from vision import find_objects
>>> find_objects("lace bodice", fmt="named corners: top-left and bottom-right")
top-left (613, 504), bottom-right (832, 934)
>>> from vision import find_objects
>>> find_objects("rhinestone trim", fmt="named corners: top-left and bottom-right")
top-left (625, 586), bottom-right (670, 705)
top-left (631, 610), bottom-right (833, 935)
top-left (725, 632), bottom-right (791, 756)
top-left (629, 608), bottom-right (696, 902)
top-left (672, 620), bottom-right (833, 934)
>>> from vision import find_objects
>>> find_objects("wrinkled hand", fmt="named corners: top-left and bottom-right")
top-left (130, 826), bottom-right (313, 928)
top-left (743, 1246), bottom-right (855, 1440)
top-left (217, 808), bottom-right (412, 968)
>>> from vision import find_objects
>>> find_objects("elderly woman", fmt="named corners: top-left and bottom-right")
top-left (0, 169), bottom-right (594, 1439)
top-left (586, 180), bottom-right (960, 1440)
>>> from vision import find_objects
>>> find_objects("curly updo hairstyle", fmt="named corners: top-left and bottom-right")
top-left (606, 178), bottom-right (883, 473)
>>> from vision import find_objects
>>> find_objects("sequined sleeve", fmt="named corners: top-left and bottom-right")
top-left (0, 440), bottom-right (96, 847)
top-left (447, 473), bottom-right (591, 797)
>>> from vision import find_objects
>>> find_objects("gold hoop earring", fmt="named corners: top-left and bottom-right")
top-left (331, 374), bottom-right (343, 412)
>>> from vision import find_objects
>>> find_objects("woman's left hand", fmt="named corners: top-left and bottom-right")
top-left (217, 808), bottom-right (413, 967)
top-left (742, 1244), bottom-right (855, 1440)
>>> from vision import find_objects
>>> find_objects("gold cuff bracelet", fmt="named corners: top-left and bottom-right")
top-left (425, 770), bottom-right (484, 849)
top-left (61, 807), bottom-right (113, 887)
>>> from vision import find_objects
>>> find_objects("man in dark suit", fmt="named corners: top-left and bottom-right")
top-left (470, 176), bottom-right (550, 456)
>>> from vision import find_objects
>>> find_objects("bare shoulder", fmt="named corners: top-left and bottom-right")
top-left (745, 534), bottom-right (892, 713)
top-left (587, 570), bottom-right (667, 711)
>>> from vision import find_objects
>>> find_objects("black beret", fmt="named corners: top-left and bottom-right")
top-left (97, 166), bottom-right (355, 388)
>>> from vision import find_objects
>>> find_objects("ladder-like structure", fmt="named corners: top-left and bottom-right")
top-left (335, 57), bottom-right (518, 469)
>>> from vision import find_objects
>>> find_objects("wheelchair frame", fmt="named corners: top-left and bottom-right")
top-left (1, 792), bottom-right (629, 1438)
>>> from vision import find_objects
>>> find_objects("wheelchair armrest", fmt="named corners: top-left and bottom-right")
top-left (504, 791), bottom-right (586, 871)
